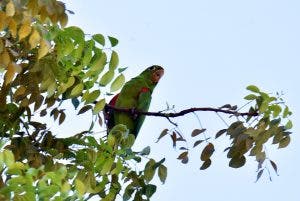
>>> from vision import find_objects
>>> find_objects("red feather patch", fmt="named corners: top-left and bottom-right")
top-left (109, 94), bottom-right (119, 106)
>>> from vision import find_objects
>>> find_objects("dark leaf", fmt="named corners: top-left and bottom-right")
top-left (191, 128), bottom-right (206, 137)
top-left (200, 159), bottom-right (211, 170)
top-left (229, 155), bottom-right (246, 168)
top-left (71, 98), bottom-right (80, 109)
top-left (179, 147), bottom-right (188, 150)
top-left (145, 184), bottom-right (157, 198)
top-left (156, 129), bottom-right (169, 143)
top-left (200, 143), bottom-right (215, 161)
top-left (255, 169), bottom-right (264, 182)
top-left (177, 151), bottom-right (188, 160)
top-left (231, 105), bottom-right (238, 110)
top-left (98, 115), bottom-right (103, 126)
top-left (278, 135), bottom-right (290, 148)
top-left (219, 104), bottom-right (232, 109)
top-left (40, 109), bottom-right (47, 117)
top-left (215, 129), bottom-right (227, 139)
top-left (193, 140), bottom-right (204, 148)
top-left (77, 105), bottom-right (92, 115)
top-left (270, 160), bottom-right (279, 176)
top-left (223, 147), bottom-right (231, 152)
top-left (59, 112), bottom-right (66, 125)
top-left (171, 132), bottom-right (177, 147)
top-left (140, 146), bottom-right (151, 156)
top-left (181, 156), bottom-right (189, 164)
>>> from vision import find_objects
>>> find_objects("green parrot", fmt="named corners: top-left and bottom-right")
top-left (106, 65), bottom-right (164, 138)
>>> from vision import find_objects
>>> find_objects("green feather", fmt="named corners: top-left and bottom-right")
top-left (113, 65), bottom-right (163, 137)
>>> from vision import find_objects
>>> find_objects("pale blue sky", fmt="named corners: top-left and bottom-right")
top-left (62, 1), bottom-right (299, 200)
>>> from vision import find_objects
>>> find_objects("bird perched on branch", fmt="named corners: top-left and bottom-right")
top-left (106, 65), bottom-right (164, 138)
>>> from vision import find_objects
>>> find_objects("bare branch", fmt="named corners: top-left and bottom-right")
top-left (105, 104), bottom-right (259, 118)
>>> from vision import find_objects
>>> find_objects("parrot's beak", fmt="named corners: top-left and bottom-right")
top-left (151, 68), bottom-right (164, 83)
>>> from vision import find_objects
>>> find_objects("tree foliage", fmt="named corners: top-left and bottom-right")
top-left (0, 0), bottom-right (293, 200)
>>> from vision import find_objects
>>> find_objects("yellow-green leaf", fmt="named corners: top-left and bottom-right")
top-left (85, 90), bottom-right (100, 104)
top-left (8, 17), bottom-right (17, 38)
top-left (285, 120), bottom-right (293, 129)
top-left (101, 158), bottom-right (114, 175)
top-left (158, 165), bottom-right (167, 184)
top-left (93, 98), bottom-right (105, 114)
top-left (75, 179), bottom-right (86, 196)
top-left (279, 136), bottom-right (290, 148)
top-left (92, 34), bottom-right (105, 46)
top-left (3, 149), bottom-right (15, 167)
top-left (29, 29), bottom-right (41, 49)
top-left (4, 62), bottom-right (15, 85)
top-left (246, 85), bottom-right (260, 93)
top-left (144, 159), bottom-right (156, 183)
top-left (70, 83), bottom-right (84, 97)
top-left (6, 0), bottom-right (15, 16)
top-left (38, 39), bottom-right (51, 59)
top-left (110, 73), bottom-right (125, 92)
top-left (99, 70), bottom-right (114, 86)
top-left (109, 50), bottom-right (119, 70)
top-left (18, 19), bottom-right (32, 40)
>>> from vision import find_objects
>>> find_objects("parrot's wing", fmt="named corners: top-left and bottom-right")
top-left (134, 87), bottom-right (152, 135)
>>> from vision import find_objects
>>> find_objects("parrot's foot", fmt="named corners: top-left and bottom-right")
top-left (130, 108), bottom-right (139, 119)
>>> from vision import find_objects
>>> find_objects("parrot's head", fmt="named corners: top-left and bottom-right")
top-left (141, 65), bottom-right (164, 85)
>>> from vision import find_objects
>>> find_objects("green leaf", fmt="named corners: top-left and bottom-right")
top-left (70, 83), bottom-right (84, 97)
top-left (285, 120), bottom-right (293, 129)
top-left (108, 36), bottom-right (118, 47)
top-left (109, 50), bottom-right (119, 70)
top-left (144, 159), bottom-right (156, 183)
top-left (93, 99), bottom-right (106, 114)
top-left (200, 143), bottom-right (215, 161)
top-left (101, 158), bottom-right (114, 175)
top-left (92, 34), bottom-right (105, 46)
top-left (145, 184), bottom-right (157, 198)
top-left (158, 165), bottom-right (167, 184)
top-left (75, 179), bottom-right (86, 196)
top-left (200, 159), bottom-right (211, 170)
top-left (246, 85), bottom-right (260, 93)
top-left (269, 104), bottom-right (282, 118)
top-left (244, 94), bottom-right (257, 100)
top-left (118, 67), bottom-right (128, 73)
top-left (99, 70), bottom-right (115, 86)
top-left (110, 74), bottom-right (125, 92)
top-left (85, 90), bottom-right (100, 104)
top-left (283, 106), bottom-right (290, 118)
top-left (191, 128), bottom-right (206, 137)
top-left (3, 150), bottom-right (15, 167)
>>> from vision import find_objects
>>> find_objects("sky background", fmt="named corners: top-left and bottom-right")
top-left (61, 1), bottom-right (299, 200)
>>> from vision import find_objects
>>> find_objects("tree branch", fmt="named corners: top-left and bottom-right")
top-left (105, 104), bottom-right (259, 118)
